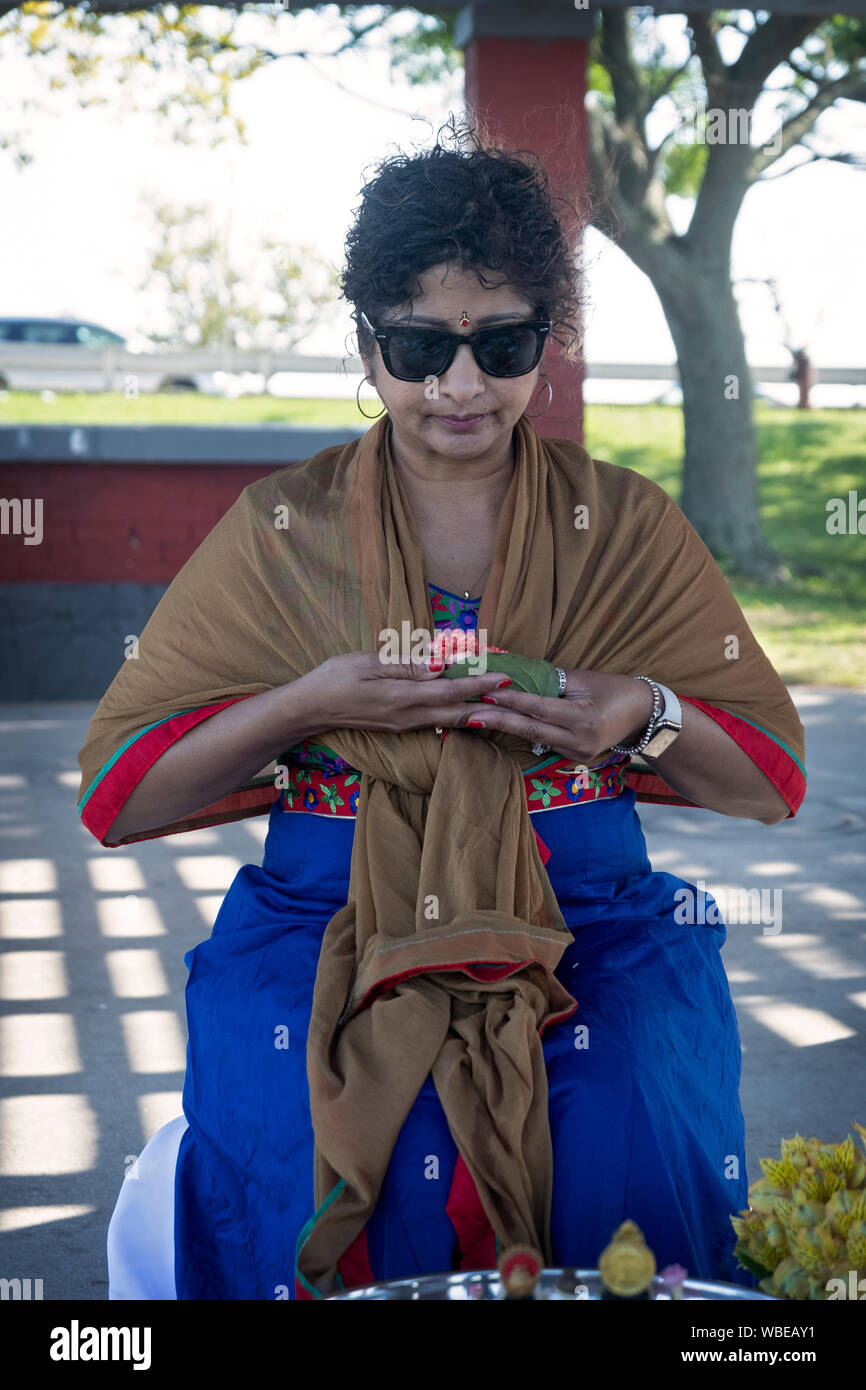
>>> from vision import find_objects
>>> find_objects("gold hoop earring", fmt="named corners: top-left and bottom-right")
top-left (356, 375), bottom-right (386, 420)
top-left (527, 373), bottom-right (553, 419)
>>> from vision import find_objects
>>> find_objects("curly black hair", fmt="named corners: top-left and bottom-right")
top-left (340, 116), bottom-right (588, 369)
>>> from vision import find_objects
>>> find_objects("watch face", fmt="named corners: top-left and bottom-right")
top-left (643, 725), bottom-right (680, 758)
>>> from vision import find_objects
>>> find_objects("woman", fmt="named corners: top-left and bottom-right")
top-left (78, 129), bottom-right (806, 1301)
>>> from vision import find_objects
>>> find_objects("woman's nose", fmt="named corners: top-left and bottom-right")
top-left (438, 341), bottom-right (486, 394)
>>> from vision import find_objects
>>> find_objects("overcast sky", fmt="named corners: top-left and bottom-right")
top-left (0, 6), bottom-right (863, 404)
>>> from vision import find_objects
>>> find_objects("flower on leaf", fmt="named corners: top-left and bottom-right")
top-left (320, 784), bottom-right (344, 814)
top-left (529, 777), bottom-right (561, 808)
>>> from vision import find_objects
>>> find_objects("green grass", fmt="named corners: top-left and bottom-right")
top-left (2, 392), bottom-right (863, 685)
top-left (585, 405), bottom-right (866, 688)
top-left (0, 390), bottom-right (364, 427)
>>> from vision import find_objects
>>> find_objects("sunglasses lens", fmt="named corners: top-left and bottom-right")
top-left (387, 328), bottom-right (450, 380)
top-left (477, 326), bottom-right (542, 376)
top-left (378, 323), bottom-right (546, 380)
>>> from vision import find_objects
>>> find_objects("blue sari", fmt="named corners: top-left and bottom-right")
top-left (174, 787), bottom-right (754, 1298)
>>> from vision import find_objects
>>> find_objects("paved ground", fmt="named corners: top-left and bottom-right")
top-left (0, 686), bottom-right (864, 1299)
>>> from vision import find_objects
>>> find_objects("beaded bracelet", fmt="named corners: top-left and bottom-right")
top-left (610, 675), bottom-right (663, 756)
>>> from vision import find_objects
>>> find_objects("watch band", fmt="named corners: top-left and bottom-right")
top-left (611, 677), bottom-right (683, 757)
top-left (642, 683), bottom-right (682, 758)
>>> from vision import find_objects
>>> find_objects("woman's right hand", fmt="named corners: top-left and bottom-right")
top-left (300, 650), bottom-right (512, 735)
top-left (103, 649), bottom-right (509, 844)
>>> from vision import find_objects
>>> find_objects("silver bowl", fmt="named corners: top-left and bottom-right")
top-left (325, 1268), bottom-right (777, 1300)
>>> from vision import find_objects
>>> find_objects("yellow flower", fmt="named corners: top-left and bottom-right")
top-left (768, 1256), bottom-right (812, 1300)
top-left (760, 1157), bottom-right (801, 1190)
top-left (785, 1196), bottom-right (825, 1230)
top-left (780, 1135), bottom-right (809, 1159)
top-left (825, 1187), bottom-right (857, 1238)
top-left (788, 1221), bottom-right (838, 1274)
top-left (731, 1124), bottom-right (866, 1299)
top-left (847, 1220), bottom-right (866, 1268)
top-left (830, 1136), bottom-right (856, 1177)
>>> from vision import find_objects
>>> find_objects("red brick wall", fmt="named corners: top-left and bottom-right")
top-left (464, 33), bottom-right (587, 442)
top-left (0, 463), bottom-right (278, 583)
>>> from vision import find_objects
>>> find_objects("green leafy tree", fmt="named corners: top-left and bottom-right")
top-left (141, 197), bottom-right (338, 350)
top-left (2, 3), bottom-right (863, 573)
top-left (384, 7), bottom-right (866, 576)
top-left (582, 10), bottom-right (866, 575)
top-left (0, 2), bottom-right (441, 163)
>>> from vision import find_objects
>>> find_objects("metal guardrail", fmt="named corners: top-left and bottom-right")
top-left (586, 363), bottom-right (865, 385)
top-left (0, 345), bottom-right (363, 390)
top-left (0, 424), bottom-right (366, 462)
top-left (0, 346), bottom-right (863, 387)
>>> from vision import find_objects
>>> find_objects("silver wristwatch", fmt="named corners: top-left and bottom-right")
top-left (611, 676), bottom-right (683, 758)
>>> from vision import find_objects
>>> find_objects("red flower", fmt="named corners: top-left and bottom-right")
top-left (429, 628), bottom-right (509, 665)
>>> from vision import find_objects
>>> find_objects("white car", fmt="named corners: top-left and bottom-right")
top-left (0, 317), bottom-right (222, 394)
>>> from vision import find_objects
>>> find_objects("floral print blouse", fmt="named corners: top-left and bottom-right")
top-left (281, 583), bottom-right (484, 775)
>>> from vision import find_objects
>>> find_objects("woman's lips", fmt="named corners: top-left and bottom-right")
top-left (436, 414), bottom-right (486, 431)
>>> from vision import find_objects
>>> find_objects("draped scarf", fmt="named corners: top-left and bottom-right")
top-left (77, 412), bottom-right (805, 1297)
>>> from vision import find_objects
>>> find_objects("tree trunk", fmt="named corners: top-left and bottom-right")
top-left (646, 243), bottom-right (779, 577)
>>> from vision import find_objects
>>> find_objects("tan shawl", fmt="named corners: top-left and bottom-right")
top-left (77, 412), bottom-right (805, 1295)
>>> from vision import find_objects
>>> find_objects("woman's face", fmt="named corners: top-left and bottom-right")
top-left (361, 263), bottom-right (544, 469)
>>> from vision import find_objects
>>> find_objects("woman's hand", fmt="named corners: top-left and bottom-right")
top-left (461, 668), bottom-right (655, 764)
top-left (302, 650), bottom-right (517, 736)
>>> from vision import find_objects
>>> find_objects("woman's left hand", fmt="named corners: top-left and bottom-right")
top-left (466, 668), bottom-right (655, 765)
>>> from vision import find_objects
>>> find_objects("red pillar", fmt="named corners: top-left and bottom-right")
top-left (462, 15), bottom-right (590, 443)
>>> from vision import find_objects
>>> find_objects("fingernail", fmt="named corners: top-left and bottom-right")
top-left (496, 678), bottom-right (513, 688)
top-left (427, 660), bottom-right (443, 672)
top-left (480, 695), bottom-right (497, 705)
top-left (467, 718), bottom-right (485, 728)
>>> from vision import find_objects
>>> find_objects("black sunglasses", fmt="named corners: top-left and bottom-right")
top-left (359, 311), bottom-right (551, 381)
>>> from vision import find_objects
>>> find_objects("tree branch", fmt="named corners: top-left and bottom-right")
top-left (727, 13), bottom-right (829, 99)
top-left (646, 56), bottom-right (694, 111)
top-left (746, 70), bottom-right (866, 182)
top-left (756, 144), bottom-right (866, 181)
top-left (684, 12), bottom-right (725, 100)
top-left (585, 104), bottom-right (680, 282)
top-left (597, 10), bottom-right (674, 210)
top-left (599, 10), bottom-right (646, 134)
top-left (783, 51), bottom-right (824, 85)
top-left (301, 53), bottom-right (443, 117)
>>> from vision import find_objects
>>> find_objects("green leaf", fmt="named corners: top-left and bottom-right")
top-left (732, 1243), bottom-right (773, 1281)
top-left (441, 652), bottom-right (561, 700)
top-left (661, 139), bottom-right (709, 200)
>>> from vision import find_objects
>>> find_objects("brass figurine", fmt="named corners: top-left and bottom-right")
top-left (598, 1220), bottom-right (657, 1300)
